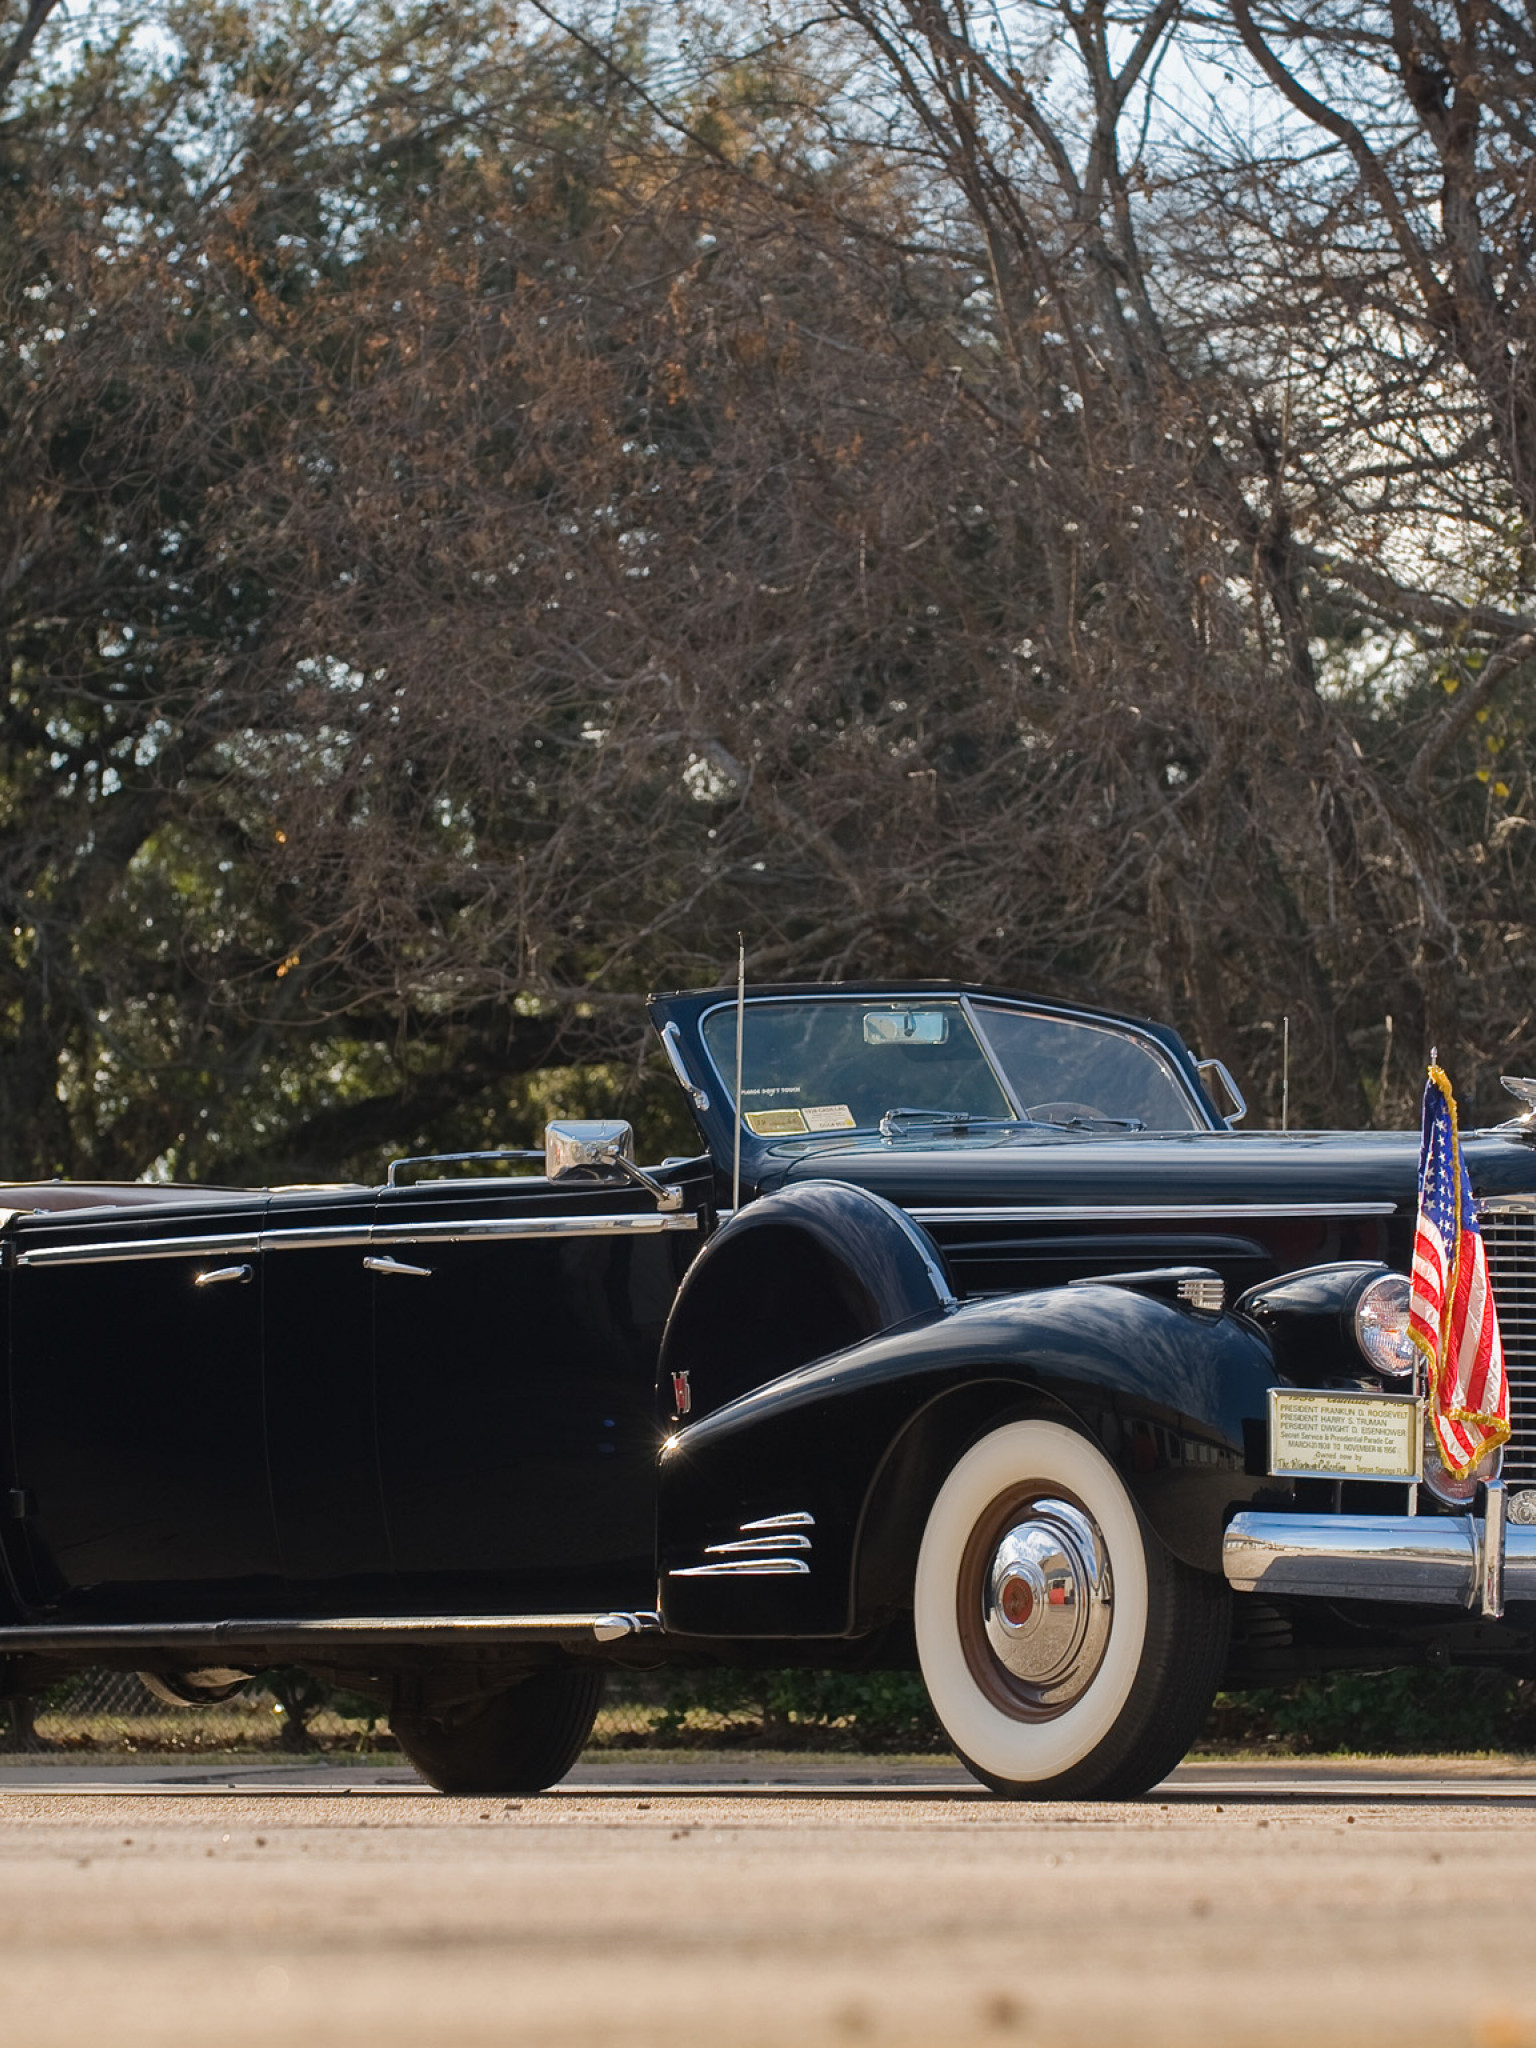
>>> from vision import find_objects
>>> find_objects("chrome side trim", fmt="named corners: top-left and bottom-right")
top-left (17, 1211), bottom-right (702, 1267)
top-left (878, 1198), bottom-right (957, 1307)
top-left (17, 1230), bottom-right (263, 1268)
top-left (1222, 1511), bottom-right (1536, 1606)
top-left (740, 1512), bottom-right (816, 1530)
top-left (0, 1611), bottom-right (665, 1653)
top-left (667, 1559), bottom-right (811, 1579)
top-left (368, 1213), bottom-right (700, 1248)
top-left (255, 1226), bottom-right (374, 1253)
top-left (912, 1202), bottom-right (1397, 1225)
top-left (704, 1534), bottom-right (812, 1556)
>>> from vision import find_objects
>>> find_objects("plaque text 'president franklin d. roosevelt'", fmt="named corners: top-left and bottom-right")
top-left (1269, 1390), bottom-right (1422, 1480)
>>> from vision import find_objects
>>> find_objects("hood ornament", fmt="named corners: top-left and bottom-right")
top-left (1497, 1076), bottom-right (1536, 1131)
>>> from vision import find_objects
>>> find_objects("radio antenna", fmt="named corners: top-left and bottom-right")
top-left (732, 933), bottom-right (745, 1215)
top-left (1282, 1015), bottom-right (1290, 1133)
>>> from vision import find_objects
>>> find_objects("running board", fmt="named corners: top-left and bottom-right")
top-left (0, 1610), bottom-right (665, 1654)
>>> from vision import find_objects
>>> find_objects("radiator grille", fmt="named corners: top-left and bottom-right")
top-left (1480, 1204), bottom-right (1536, 1485)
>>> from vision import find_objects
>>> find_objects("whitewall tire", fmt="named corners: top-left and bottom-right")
top-left (914, 1418), bottom-right (1229, 1798)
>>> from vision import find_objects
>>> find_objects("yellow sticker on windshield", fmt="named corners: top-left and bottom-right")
top-left (802, 1104), bottom-right (856, 1131)
top-left (744, 1108), bottom-right (808, 1136)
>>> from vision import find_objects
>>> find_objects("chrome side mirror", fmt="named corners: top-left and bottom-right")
top-left (544, 1120), bottom-right (683, 1211)
top-left (545, 1120), bottom-right (637, 1177)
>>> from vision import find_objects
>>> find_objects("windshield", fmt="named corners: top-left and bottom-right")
top-left (699, 998), bottom-right (1201, 1136)
top-left (972, 1003), bottom-right (1201, 1131)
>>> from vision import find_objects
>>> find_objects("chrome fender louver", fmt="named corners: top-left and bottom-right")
top-left (668, 1511), bottom-right (815, 1578)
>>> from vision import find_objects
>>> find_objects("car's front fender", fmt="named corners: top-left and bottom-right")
top-left (657, 1284), bottom-right (1282, 1638)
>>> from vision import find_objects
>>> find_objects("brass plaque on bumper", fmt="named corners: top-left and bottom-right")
top-left (1268, 1388), bottom-right (1423, 1482)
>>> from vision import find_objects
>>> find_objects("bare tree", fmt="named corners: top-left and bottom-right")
top-left (796, 0), bottom-right (1536, 1118)
top-left (5, 0), bottom-right (1536, 1182)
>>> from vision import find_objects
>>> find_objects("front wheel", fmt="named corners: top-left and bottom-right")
top-left (913, 1419), bottom-right (1229, 1798)
top-left (392, 1667), bottom-right (604, 1794)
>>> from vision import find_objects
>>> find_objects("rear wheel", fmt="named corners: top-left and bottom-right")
top-left (392, 1667), bottom-right (604, 1794)
top-left (913, 1419), bottom-right (1228, 1798)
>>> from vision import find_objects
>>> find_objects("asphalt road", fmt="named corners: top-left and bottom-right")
top-left (1, 1759), bottom-right (1534, 2048)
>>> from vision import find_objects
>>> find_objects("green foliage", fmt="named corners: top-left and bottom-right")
top-left (620, 1666), bottom-right (947, 1751)
top-left (619, 1665), bottom-right (1536, 1756)
top-left (1208, 1668), bottom-right (1536, 1755)
top-left (18, 1662), bottom-right (1536, 1759)
top-left (0, 1), bottom-right (747, 1183)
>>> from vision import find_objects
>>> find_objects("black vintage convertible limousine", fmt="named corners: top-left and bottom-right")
top-left (4, 980), bottom-right (1536, 1797)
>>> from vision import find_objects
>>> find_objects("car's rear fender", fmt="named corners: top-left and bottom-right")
top-left (657, 1282), bottom-right (1283, 1639)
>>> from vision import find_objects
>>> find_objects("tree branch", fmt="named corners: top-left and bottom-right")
top-left (0, 0), bottom-right (59, 120)
top-left (1408, 628), bottom-right (1536, 795)
top-left (1227, 0), bottom-right (1456, 330)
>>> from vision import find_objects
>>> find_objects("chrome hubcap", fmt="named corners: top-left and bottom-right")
top-left (983, 1498), bottom-right (1112, 1710)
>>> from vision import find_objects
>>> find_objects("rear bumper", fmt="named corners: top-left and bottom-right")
top-left (1223, 1506), bottom-right (1529, 1611)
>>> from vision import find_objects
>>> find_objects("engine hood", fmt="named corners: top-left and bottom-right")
top-left (768, 1126), bottom-right (1536, 1212)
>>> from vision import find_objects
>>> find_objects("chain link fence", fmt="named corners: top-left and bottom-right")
top-left (0, 1665), bottom-right (949, 1757)
top-left (6, 1663), bottom-right (1536, 1759)
top-left (9, 1670), bottom-right (388, 1756)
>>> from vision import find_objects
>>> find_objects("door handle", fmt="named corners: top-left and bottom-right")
top-left (194, 1263), bottom-right (253, 1287)
top-left (363, 1255), bottom-right (433, 1278)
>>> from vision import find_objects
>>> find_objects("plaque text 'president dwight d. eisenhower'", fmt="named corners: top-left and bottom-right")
top-left (1268, 1389), bottom-right (1423, 1482)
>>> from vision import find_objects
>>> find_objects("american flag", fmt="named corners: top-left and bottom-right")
top-left (1409, 1064), bottom-right (1510, 1477)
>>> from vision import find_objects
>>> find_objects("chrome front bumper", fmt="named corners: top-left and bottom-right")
top-left (1223, 1497), bottom-right (1526, 1615)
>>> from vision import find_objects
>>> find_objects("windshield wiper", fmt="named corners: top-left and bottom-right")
top-left (878, 1106), bottom-right (1042, 1139)
top-left (1034, 1113), bottom-right (1147, 1132)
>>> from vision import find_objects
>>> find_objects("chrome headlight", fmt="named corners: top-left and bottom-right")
top-left (1353, 1272), bottom-right (1416, 1379)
